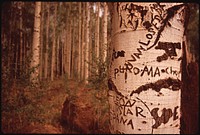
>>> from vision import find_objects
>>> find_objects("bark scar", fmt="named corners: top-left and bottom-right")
top-left (147, 4), bottom-right (185, 50)
top-left (108, 78), bottom-right (125, 97)
top-left (130, 77), bottom-right (182, 96)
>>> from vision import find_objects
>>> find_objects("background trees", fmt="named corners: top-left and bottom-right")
top-left (1, 2), bottom-right (110, 85)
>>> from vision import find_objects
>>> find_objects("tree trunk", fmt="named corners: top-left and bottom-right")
top-left (19, 2), bottom-right (23, 76)
top-left (66, 3), bottom-right (72, 79)
top-left (108, 2), bottom-right (188, 134)
top-left (78, 2), bottom-right (82, 81)
top-left (30, 2), bottom-right (41, 83)
top-left (95, 2), bottom-right (100, 58)
top-left (51, 2), bottom-right (57, 81)
top-left (39, 2), bottom-right (44, 80)
top-left (44, 2), bottom-right (49, 79)
top-left (81, 3), bottom-right (86, 80)
top-left (84, 2), bottom-right (90, 83)
top-left (102, 2), bottom-right (108, 62)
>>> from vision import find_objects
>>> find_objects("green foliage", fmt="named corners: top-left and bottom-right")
top-left (87, 53), bottom-right (109, 90)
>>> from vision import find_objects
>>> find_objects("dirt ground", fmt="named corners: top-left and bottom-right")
top-left (1, 78), bottom-right (109, 134)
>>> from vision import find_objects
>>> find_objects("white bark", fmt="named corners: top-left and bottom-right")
top-left (78, 2), bottom-right (82, 80)
top-left (108, 2), bottom-right (187, 134)
top-left (95, 2), bottom-right (100, 58)
top-left (84, 2), bottom-right (90, 83)
top-left (103, 2), bottom-right (108, 62)
top-left (51, 3), bottom-right (57, 81)
top-left (44, 2), bottom-right (49, 79)
top-left (30, 2), bottom-right (41, 83)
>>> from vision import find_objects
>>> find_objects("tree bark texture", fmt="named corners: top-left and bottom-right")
top-left (51, 3), bottom-right (57, 81)
top-left (84, 2), bottom-right (90, 83)
top-left (103, 2), bottom-right (108, 62)
top-left (30, 2), bottom-right (41, 83)
top-left (44, 2), bottom-right (50, 79)
top-left (108, 2), bottom-right (188, 134)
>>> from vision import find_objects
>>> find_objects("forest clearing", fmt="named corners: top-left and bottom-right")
top-left (1, 2), bottom-right (199, 134)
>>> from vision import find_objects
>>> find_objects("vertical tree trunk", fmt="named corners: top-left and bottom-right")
top-left (44, 2), bottom-right (49, 79)
top-left (30, 2), bottom-right (41, 83)
top-left (81, 3), bottom-right (86, 80)
top-left (108, 2), bottom-right (188, 134)
top-left (56, 35), bottom-right (59, 77)
top-left (103, 2), bottom-right (108, 62)
top-left (51, 2), bottom-right (57, 81)
top-left (66, 3), bottom-right (72, 79)
top-left (84, 2), bottom-right (90, 83)
top-left (19, 2), bottom-right (23, 76)
top-left (95, 2), bottom-right (100, 58)
top-left (39, 2), bottom-right (44, 80)
top-left (78, 2), bottom-right (82, 81)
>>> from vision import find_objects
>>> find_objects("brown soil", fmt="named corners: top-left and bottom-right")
top-left (1, 78), bottom-right (110, 134)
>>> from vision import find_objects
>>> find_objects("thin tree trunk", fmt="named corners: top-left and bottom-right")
top-left (19, 2), bottom-right (23, 76)
top-left (81, 3), bottom-right (86, 80)
top-left (51, 2), bottom-right (57, 81)
top-left (39, 2), bottom-right (44, 80)
top-left (30, 2), bottom-right (41, 83)
top-left (103, 2), bottom-right (108, 62)
top-left (56, 36), bottom-right (60, 77)
top-left (108, 2), bottom-right (188, 134)
top-left (44, 2), bottom-right (49, 79)
top-left (84, 2), bottom-right (90, 83)
top-left (66, 3), bottom-right (72, 79)
top-left (78, 2), bottom-right (82, 81)
top-left (95, 2), bottom-right (100, 58)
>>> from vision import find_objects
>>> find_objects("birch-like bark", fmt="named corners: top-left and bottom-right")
top-left (95, 2), bottom-right (100, 58)
top-left (108, 2), bottom-right (188, 134)
top-left (19, 2), bottom-right (23, 75)
top-left (66, 3), bottom-right (72, 79)
top-left (81, 3), bottom-right (86, 80)
top-left (103, 2), bottom-right (108, 62)
top-left (51, 3), bottom-right (57, 81)
top-left (44, 2), bottom-right (49, 79)
top-left (30, 2), bottom-right (41, 83)
top-left (84, 2), bottom-right (90, 83)
top-left (39, 2), bottom-right (44, 80)
top-left (78, 2), bottom-right (82, 80)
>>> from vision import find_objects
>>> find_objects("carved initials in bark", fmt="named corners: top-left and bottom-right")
top-left (155, 42), bottom-right (181, 62)
top-left (150, 106), bottom-right (179, 129)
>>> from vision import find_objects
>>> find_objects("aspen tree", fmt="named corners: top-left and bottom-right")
top-left (66, 3), bottom-right (72, 79)
top-left (51, 2), bottom-right (57, 81)
top-left (108, 2), bottom-right (188, 134)
top-left (95, 2), bottom-right (100, 58)
top-left (30, 2), bottom-right (41, 83)
top-left (84, 2), bottom-right (90, 83)
top-left (44, 2), bottom-right (50, 79)
top-left (39, 2), bottom-right (44, 80)
top-left (103, 2), bottom-right (108, 62)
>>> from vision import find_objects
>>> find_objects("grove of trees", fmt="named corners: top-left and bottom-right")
top-left (1, 2), bottom-right (110, 87)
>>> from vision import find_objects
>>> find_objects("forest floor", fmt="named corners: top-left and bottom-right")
top-left (1, 78), bottom-right (110, 134)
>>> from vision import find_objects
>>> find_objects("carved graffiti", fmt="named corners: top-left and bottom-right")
top-left (109, 3), bottom-right (185, 133)
top-left (150, 106), bottom-right (179, 128)
top-left (117, 3), bottom-right (151, 30)
top-left (109, 92), bottom-right (180, 133)
top-left (130, 77), bottom-right (182, 96)
top-left (112, 49), bottom-right (125, 61)
top-left (114, 61), bottom-right (181, 82)
top-left (155, 42), bottom-right (181, 62)
top-left (127, 45), bottom-right (146, 62)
